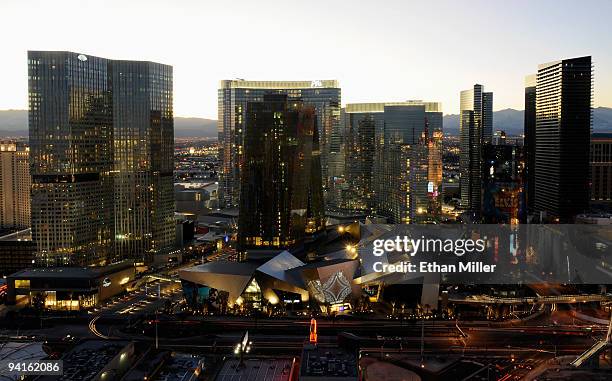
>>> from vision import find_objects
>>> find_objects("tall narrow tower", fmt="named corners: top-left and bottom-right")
top-left (459, 84), bottom-right (493, 214)
top-left (534, 56), bottom-right (592, 222)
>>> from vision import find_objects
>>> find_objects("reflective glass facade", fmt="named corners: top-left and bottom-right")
top-left (28, 51), bottom-right (174, 266)
top-left (110, 60), bottom-right (175, 263)
top-left (524, 75), bottom-right (536, 214)
top-left (459, 84), bottom-right (493, 214)
top-left (481, 144), bottom-right (522, 224)
top-left (29, 51), bottom-right (113, 266)
top-left (237, 94), bottom-right (324, 251)
top-left (218, 80), bottom-right (340, 209)
top-left (344, 102), bottom-right (442, 223)
top-left (342, 110), bottom-right (382, 211)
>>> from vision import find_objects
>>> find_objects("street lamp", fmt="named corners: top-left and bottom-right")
top-left (235, 331), bottom-right (251, 367)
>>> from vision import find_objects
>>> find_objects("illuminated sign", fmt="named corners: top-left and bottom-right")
top-left (427, 181), bottom-right (434, 193)
top-left (310, 80), bottom-right (323, 88)
top-left (102, 278), bottom-right (112, 287)
top-left (77, 54), bottom-right (88, 62)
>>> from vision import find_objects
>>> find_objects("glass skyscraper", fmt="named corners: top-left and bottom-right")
top-left (28, 51), bottom-right (174, 266)
top-left (524, 74), bottom-right (536, 215)
top-left (218, 80), bottom-right (341, 210)
top-left (534, 56), bottom-right (592, 222)
top-left (342, 104), bottom-right (384, 212)
top-left (481, 144), bottom-right (522, 224)
top-left (459, 84), bottom-right (493, 215)
top-left (237, 94), bottom-right (324, 252)
top-left (110, 60), bottom-right (175, 264)
top-left (343, 101), bottom-right (442, 223)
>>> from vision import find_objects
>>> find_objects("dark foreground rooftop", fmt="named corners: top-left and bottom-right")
top-left (216, 358), bottom-right (294, 381)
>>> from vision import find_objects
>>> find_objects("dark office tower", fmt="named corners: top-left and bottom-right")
top-left (459, 84), bottom-right (493, 214)
top-left (524, 74), bottom-right (536, 215)
top-left (218, 80), bottom-right (340, 210)
top-left (482, 144), bottom-right (522, 224)
top-left (110, 61), bottom-right (175, 264)
top-left (534, 56), bottom-right (592, 222)
top-left (29, 51), bottom-right (113, 266)
top-left (237, 94), bottom-right (324, 252)
top-left (482, 92), bottom-right (493, 144)
top-left (29, 51), bottom-right (175, 266)
top-left (591, 133), bottom-right (612, 204)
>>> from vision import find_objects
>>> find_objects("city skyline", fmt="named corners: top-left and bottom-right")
top-left (1, 0), bottom-right (612, 119)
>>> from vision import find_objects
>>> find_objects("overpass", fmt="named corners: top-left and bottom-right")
top-left (449, 294), bottom-right (611, 305)
top-left (570, 312), bottom-right (612, 368)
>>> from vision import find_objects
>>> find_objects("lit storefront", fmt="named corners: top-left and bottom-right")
top-left (6, 260), bottom-right (135, 310)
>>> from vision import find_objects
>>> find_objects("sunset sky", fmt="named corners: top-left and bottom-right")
top-left (1, 0), bottom-right (611, 119)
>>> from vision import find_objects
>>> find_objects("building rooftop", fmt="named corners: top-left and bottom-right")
top-left (38, 340), bottom-right (132, 381)
top-left (300, 344), bottom-right (358, 380)
top-left (220, 79), bottom-right (339, 89)
top-left (8, 260), bottom-right (134, 279)
top-left (183, 260), bottom-right (259, 277)
top-left (345, 101), bottom-right (442, 113)
top-left (0, 341), bottom-right (46, 364)
top-left (215, 358), bottom-right (294, 381)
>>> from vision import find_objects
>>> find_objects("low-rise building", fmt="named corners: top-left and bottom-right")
top-left (6, 260), bottom-right (135, 310)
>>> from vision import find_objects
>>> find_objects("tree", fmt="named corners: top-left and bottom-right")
top-left (32, 292), bottom-right (47, 313)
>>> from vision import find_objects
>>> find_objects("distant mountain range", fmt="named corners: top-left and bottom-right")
top-left (0, 110), bottom-right (217, 138)
top-left (2, 107), bottom-right (612, 138)
top-left (443, 107), bottom-right (612, 136)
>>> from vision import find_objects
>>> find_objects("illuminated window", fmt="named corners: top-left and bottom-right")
top-left (15, 279), bottom-right (30, 289)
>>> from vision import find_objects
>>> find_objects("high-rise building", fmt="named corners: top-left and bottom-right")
top-left (590, 133), bottom-right (612, 204)
top-left (218, 80), bottom-right (340, 209)
top-left (459, 84), bottom-right (493, 214)
top-left (343, 101), bottom-right (442, 223)
top-left (29, 51), bottom-right (114, 266)
top-left (481, 144), bottom-right (522, 224)
top-left (524, 74), bottom-right (536, 215)
top-left (237, 94), bottom-right (324, 252)
top-left (0, 142), bottom-right (31, 230)
top-left (534, 56), bottom-right (592, 222)
top-left (492, 130), bottom-right (507, 145)
top-left (28, 51), bottom-right (174, 266)
top-left (342, 104), bottom-right (384, 212)
top-left (427, 129), bottom-right (444, 217)
top-left (110, 60), bottom-right (175, 264)
top-left (482, 92), bottom-right (493, 144)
